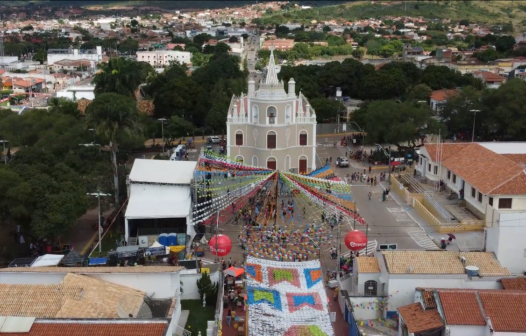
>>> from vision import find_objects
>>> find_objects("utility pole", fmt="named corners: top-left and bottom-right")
top-left (158, 118), bottom-right (167, 153)
top-left (365, 223), bottom-right (369, 255)
top-left (470, 109), bottom-right (480, 142)
top-left (336, 205), bottom-right (341, 281)
top-left (274, 172), bottom-right (278, 226)
top-left (87, 191), bottom-right (111, 253)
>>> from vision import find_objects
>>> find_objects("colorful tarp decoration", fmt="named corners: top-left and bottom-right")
top-left (246, 257), bottom-right (334, 336)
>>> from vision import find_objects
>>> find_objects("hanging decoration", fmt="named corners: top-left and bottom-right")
top-left (208, 234), bottom-right (232, 257)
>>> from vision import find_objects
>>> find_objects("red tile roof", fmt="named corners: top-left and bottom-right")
top-left (503, 154), bottom-right (526, 165)
top-left (430, 89), bottom-right (457, 102)
top-left (500, 277), bottom-right (526, 290)
top-left (441, 144), bottom-right (525, 195)
top-left (474, 71), bottom-right (506, 82)
top-left (4, 322), bottom-right (168, 336)
top-left (422, 143), bottom-right (470, 162)
top-left (438, 291), bottom-right (486, 326)
top-left (479, 291), bottom-right (526, 332)
top-left (398, 303), bottom-right (444, 333)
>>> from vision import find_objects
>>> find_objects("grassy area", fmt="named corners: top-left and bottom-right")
top-left (181, 300), bottom-right (216, 335)
top-left (260, 1), bottom-right (526, 29)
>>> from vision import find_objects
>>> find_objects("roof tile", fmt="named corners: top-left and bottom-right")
top-left (441, 144), bottom-right (524, 195)
top-left (479, 291), bottom-right (526, 332)
top-left (398, 303), bottom-right (444, 333)
top-left (356, 257), bottom-right (380, 273)
top-left (0, 266), bottom-right (183, 273)
top-left (422, 143), bottom-right (469, 162)
top-left (438, 291), bottom-right (486, 325)
top-left (4, 322), bottom-right (168, 336)
top-left (500, 277), bottom-right (526, 290)
top-left (430, 89), bottom-right (457, 102)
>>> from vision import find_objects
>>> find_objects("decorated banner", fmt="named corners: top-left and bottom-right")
top-left (245, 257), bottom-right (334, 336)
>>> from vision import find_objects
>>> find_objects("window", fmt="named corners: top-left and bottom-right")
top-left (453, 174), bottom-right (457, 183)
top-left (299, 132), bottom-right (307, 146)
top-left (471, 187), bottom-right (476, 198)
top-left (267, 106), bottom-right (277, 124)
top-left (433, 166), bottom-right (438, 175)
top-left (499, 198), bottom-right (512, 209)
top-left (447, 170), bottom-right (451, 179)
top-left (267, 131), bottom-right (276, 149)
top-left (428, 163), bottom-right (431, 172)
top-left (478, 192), bottom-right (482, 203)
top-left (235, 131), bottom-right (243, 146)
top-left (489, 197), bottom-right (493, 206)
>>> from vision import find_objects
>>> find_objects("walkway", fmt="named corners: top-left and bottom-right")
top-left (327, 288), bottom-right (350, 336)
top-left (62, 207), bottom-right (114, 255)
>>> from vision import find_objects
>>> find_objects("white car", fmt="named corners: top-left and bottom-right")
top-left (337, 157), bottom-right (350, 167)
top-left (207, 136), bottom-right (221, 144)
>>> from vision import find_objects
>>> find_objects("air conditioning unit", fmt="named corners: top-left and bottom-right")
top-left (138, 236), bottom-right (149, 248)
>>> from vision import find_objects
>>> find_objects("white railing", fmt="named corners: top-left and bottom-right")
top-left (228, 116), bottom-right (248, 123)
top-left (296, 116), bottom-right (316, 123)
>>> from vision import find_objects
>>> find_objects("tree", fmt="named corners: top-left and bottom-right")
top-left (474, 48), bottom-right (500, 62)
top-left (323, 25), bottom-right (331, 32)
top-left (130, 19), bottom-right (139, 27)
top-left (92, 58), bottom-right (143, 100)
top-left (85, 93), bottom-right (142, 205)
top-left (229, 36), bottom-right (239, 43)
top-left (168, 115), bottom-right (195, 139)
top-left (352, 48), bottom-right (364, 59)
top-left (352, 100), bottom-right (444, 149)
top-left (495, 35), bottom-right (516, 53)
top-left (196, 271), bottom-right (218, 306)
top-left (406, 83), bottom-right (432, 102)
top-left (310, 98), bottom-right (342, 123)
top-left (440, 86), bottom-right (484, 137)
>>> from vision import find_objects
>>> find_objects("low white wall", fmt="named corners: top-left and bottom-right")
top-left (180, 270), bottom-right (220, 300)
top-left (349, 297), bottom-right (383, 321)
top-left (168, 299), bottom-right (182, 336)
top-left (0, 272), bottom-right (63, 284)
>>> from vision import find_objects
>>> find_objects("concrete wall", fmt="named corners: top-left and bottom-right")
top-left (57, 88), bottom-right (95, 101)
top-left (180, 269), bottom-right (220, 300)
top-left (385, 276), bottom-right (502, 314)
top-left (449, 325), bottom-right (485, 336)
top-left (486, 211), bottom-right (526, 274)
top-left (48, 53), bottom-right (101, 65)
top-left (357, 273), bottom-right (382, 296)
top-left (349, 297), bottom-right (383, 321)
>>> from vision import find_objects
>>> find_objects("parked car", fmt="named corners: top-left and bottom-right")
top-left (207, 136), bottom-right (221, 144)
top-left (337, 157), bottom-right (350, 167)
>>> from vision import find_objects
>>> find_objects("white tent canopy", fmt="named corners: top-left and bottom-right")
top-left (125, 184), bottom-right (191, 219)
top-left (31, 254), bottom-right (64, 267)
top-left (129, 159), bottom-right (197, 185)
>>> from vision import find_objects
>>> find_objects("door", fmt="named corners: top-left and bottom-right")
top-left (364, 280), bottom-right (377, 296)
top-left (299, 158), bottom-right (307, 174)
top-left (267, 158), bottom-right (276, 170)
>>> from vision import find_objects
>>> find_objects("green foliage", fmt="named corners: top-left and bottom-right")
top-left (352, 100), bottom-right (444, 148)
top-left (196, 272), bottom-right (219, 306)
top-left (310, 98), bottom-right (342, 123)
top-left (93, 58), bottom-right (146, 99)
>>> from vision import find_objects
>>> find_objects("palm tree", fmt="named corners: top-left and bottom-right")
top-left (85, 93), bottom-right (142, 205)
top-left (92, 57), bottom-right (143, 100)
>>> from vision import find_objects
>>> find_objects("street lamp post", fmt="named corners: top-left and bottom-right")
top-left (87, 191), bottom-right (111, 254)
top-left (470, 109), bottom-right (480, 142)
top-left (349, 121), bottom-right (366, 160)
top-left (88, 128), bottom-right (95, 144)
top-left (158, 118), bottom-right (167, 153)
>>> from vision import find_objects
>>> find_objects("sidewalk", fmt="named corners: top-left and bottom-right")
top-left (62, 208), bottom-right (114, 255)
top-left (379, 181), bottom-right (484, 251)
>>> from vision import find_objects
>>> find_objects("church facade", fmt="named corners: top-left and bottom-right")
top-left (225, 50), bottom-right (317, 173)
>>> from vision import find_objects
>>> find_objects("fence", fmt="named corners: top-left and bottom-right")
top-left (316, 123), bottom-right (363, 136)
top-left (212, 272), bottom-right (224, 336)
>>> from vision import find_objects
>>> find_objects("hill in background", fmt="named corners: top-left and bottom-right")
top-left (259, 1), bottom-right (526, 29)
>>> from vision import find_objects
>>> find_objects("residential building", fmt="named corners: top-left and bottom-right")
top-left (53, 58), bottom-right (94, 72)
top-left (12, 77), bottom-right (45, 92)
top-left (416, 142), bottom-right (526, 273)
top-left (226, 49), bottom-right (317, 173)
top-left (136, 50), bottom-right (192, 67)
top-left (262, 38), bottom-right (294, 51)
top-left (403, 44), bottom-right (424, 59)
top-left (346, 250), bottom-right (510, 319)
top-left (124, 159), bottom-right (197, 245)
top-left (473, 70), bottom-right (506, 89)
top-left (429, 89), bottom-right (457, 112)
top-left (57, 85), bottom-right (95, 100)
top-left (398, 287), bottom-right (526, 336)
top-left (47, 47), bottom-right (103, 65)
top-left (445, 59), bottom-right (499, 74)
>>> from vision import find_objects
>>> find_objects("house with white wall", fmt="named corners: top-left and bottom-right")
top-left (398, 287), bottom-right (526, 336)
top-left (429, 89), bottom-right (457, 112)
top-left (345, 250), bottom-right (510, 320)
top-left (0, 266), bottom-right (184, 335)
top-left (416, 142), bottom-right (526, 274)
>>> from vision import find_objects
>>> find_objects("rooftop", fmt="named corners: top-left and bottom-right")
top-left (500, 277), bottom-right (526, 290)
top-left (397, 303), bottom-right (444, 333)
top-left (1, 320), bottom-right (168, 336)
top-left (429, 89), bottom-right (457, 102)
top-left (479, 291), bottom-right (526, 332)
top-left (355, 257), bottom-right (380, 273)
top-left (381, 251), bottom-right (510, 276)
top-left (0, 274), bottom-right (147, 319)
top-left (129, 159), bottom-right (197, 185)
top-left (473, 70), bottom-right (506, 82)
top-left (438, 291), bottom-right (486, 325)
top-left (423, 143), bottom-right (469, 162)
top-left (441, 143), bottom-right (525, 195)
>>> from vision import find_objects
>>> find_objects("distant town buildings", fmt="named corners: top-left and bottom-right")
top-left (136, 50), bottom-right (192, 67)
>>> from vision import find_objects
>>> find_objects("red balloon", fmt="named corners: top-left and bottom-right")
top-left (208, 234), bottom-right (232, 257)
top-left (345, 230), bottom-right (367, 251)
